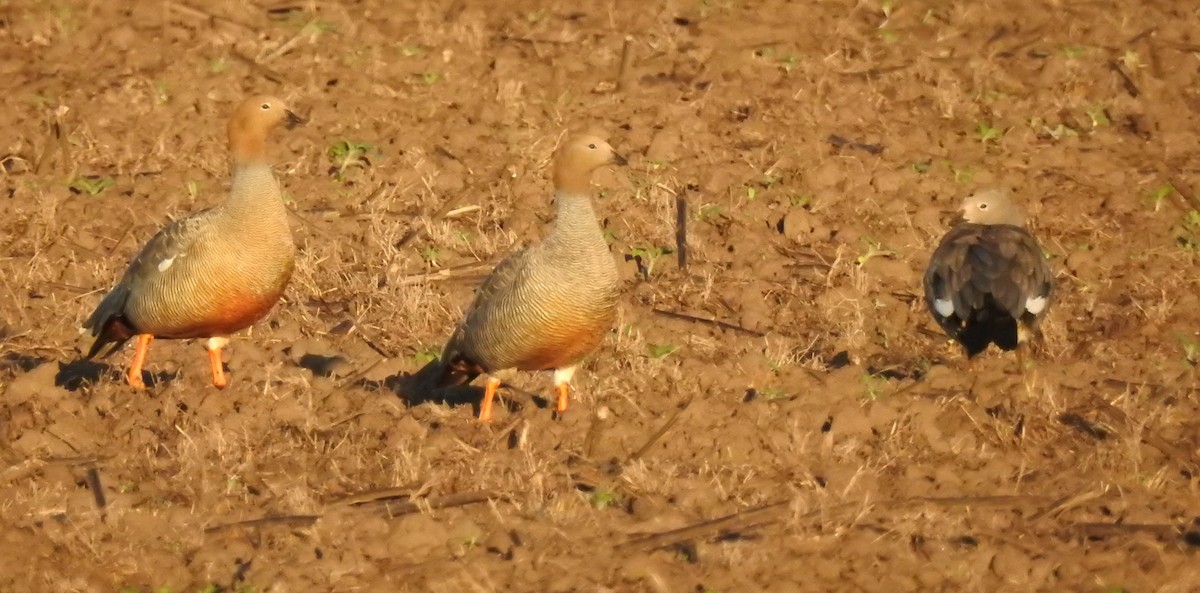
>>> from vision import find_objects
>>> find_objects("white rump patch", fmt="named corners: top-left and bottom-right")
top-left (933, 299), bottom-right (955, 318)
top-left (553, 365), bottom-right (577, 387)
top-left (1025, 296), bottom-right (1047, 315)
top-left (157, 256), bottom-right (176, 272)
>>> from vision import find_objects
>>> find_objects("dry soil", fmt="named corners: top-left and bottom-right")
top-left (2, 0), bottom-right (1200, 591)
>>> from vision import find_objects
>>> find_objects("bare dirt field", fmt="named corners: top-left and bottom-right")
top-left (2, 0), bottom-right (1200, 591)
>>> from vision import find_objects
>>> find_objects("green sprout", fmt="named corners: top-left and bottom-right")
top-left (419, 246), bottom-right (440, 266)
top-left (697, 204), bottom-right (724, 222)
top-left (413, 347), bottom-right (440, 366)
top-left (856, 238), bottom-right (895, 266)
top-left (1062, 45), bottom-right (1087, 58)
top-left (1174, 334), bottom-right (1199, 366)
top-left (69, 176), bottom-right (114, 196)
top-left (628, 246), bottom-right (673, 278)
top-left (862, 373), bottom-right (886, 400)
top-left (789, 194), bottom-right (812, 208)
top-left (759, 387), bottom-right (789, 401)
top-left (949, 162), bottom-right (974, 183)
top-left (326, 140), bottom-right (377, 180)
top-left (1086, 106), bottom-right (1110, 128)
top-left (591, 488), bottom-right (620, 509)
top-left (976, 121), bottom-right (1002, 143)
top-left (1150, 184), bottom-right (1174, 211)
top-left (646, 343), bottom-right (680, 359)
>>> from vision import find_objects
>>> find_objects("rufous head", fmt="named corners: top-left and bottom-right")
top-left (552, 132), bottom-right (627, 195)
top-left (227, 95), bottom-right (303, 164)
top-left (959, 188), bottom-right (1027, 226)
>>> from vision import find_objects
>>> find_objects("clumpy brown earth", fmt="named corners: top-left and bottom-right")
top-left (2, 0), bottom-right (1200, 590)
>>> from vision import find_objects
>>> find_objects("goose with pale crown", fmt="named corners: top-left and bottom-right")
top-left (82, 94), bottom-right (303, 388)
top-left (923, 188), bottom-right (1053, 362)
top-left (427, 132), bottom-right (627, 422)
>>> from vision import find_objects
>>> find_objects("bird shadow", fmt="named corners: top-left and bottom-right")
top-left (297, 353), bottom-right (350, 378)
top-left (2, 351), bottom-right (45, 374)
top-left (374, 367), bottom-right (551, 418)
top-left (55, 360), bottom-right (177, 392)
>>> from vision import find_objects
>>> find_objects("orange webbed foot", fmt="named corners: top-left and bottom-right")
top-left (126, 334), bottom-right (153, 389)
top-left (206, 337), bottom-right (230, 389)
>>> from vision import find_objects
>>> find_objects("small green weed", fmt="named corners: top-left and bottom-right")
top-left (1086, 106), bottom-right (1110, 128)
top-left (789, 194), bottom-right (812, 208)
top-left (628, 246), bottom-right (673, 278)
top-left (591, 488), bottom-right (620, 509)
top-left (1175, 334), bottom-right (1199, 366)
top-left (1062, 45), bottom-right (1087, 58)
top-left (1149, 184), bottom-right (1174, 211)
top-left (976, 121), bottom-right (1002, 143)
top-left (326, 140), bottom-right (378, 180)
top-left (697, 204), bottom-right (724, 222)
top-left (400, 45), bottom-right (426, 57)
top-left (420, 246), bottom-right (440, 266)
top-left (855, 238), bottom-right (895, 266)
top-left (647, 343), bottom-right (680, 359)
top-left (413, 347), bottom-right (440, 366)
top-left (69, 176), bottom-right (114, 196)
top-left (759, 387), bottom-right (789, 401)
top-left (862, 373), bottom-right (886, 400)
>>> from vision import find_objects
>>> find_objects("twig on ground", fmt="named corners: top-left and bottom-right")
top-left (167, 2), bottom-right (256, 31)
top-left (229, 50), bottom-right (289, 84)
top-left (651, 308), bottom-right (765, 337)
top-left (675, 194), bottom-right (688, 271)
top-left (204, 489), bottom-right (500, 533)
top-left (85, 467), bottom-right (107, 512)
top-left (619, 495), bottom-right (1054, 552)
top-left (616, 36), bottom-right (635, 92)
top-left (628, 396), bottom-right (693, 463)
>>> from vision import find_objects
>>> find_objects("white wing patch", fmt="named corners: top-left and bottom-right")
top-left (933, 298), bottom-right (955, 318)
top-left (1025, 296), bottom-right (1047, 315)
top-left (157, 256), bottom-right (176, 272)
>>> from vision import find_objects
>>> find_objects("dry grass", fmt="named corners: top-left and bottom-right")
top-left (2, 0), bottom-right (1200, 591)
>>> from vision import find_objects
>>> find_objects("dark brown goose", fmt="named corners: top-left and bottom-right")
top-left (923, 189), bottom-right (1053, 360)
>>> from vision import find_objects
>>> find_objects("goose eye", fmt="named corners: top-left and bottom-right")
top-left (978, 203), bottom-right (988, 210)
top-left (587, 143), bottom-right (597, 150)
top-left (260, 103), bottom-right (271, 110)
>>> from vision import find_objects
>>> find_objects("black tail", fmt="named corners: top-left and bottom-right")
top-left (958, 301), bottom-right (1018, 357)
top-left (412, 355), bottom-right (479, 393)
top-left (82, 286), bottom-right (135, 359)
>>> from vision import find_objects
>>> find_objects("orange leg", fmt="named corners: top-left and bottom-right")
top-left (126, 334), bottom-right (153, 389)
top-left (207, 345), bottom-right (228, 389)
top-left (480, 377), bottom-right (502, 422)
top-left (556, 382), bottom-right (570, 414)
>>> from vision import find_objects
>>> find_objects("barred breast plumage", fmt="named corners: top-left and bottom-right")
top-left (433, 132), bottom-right (626, 422)
top-left (82, 94), bottom-right (303, 389)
